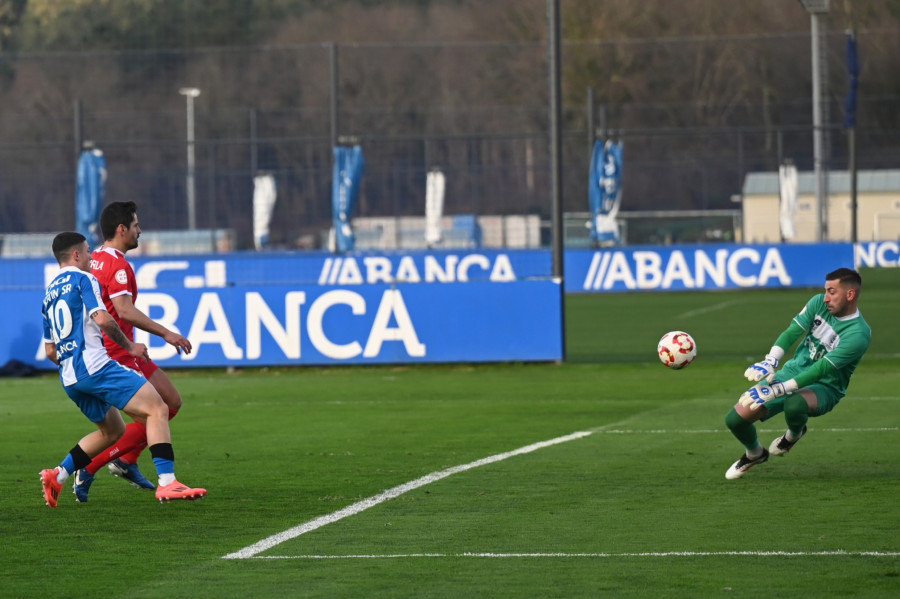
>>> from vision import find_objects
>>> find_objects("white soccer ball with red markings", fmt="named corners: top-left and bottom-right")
top-left (657, 331), bottom-right (697, 370)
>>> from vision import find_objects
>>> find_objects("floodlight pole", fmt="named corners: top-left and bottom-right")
top-left (547, 0), bottom-right (566, 361)
top-left (180, 87), bottom-right (201, 230)
top-left (800, 0), bottom-right (830, 241)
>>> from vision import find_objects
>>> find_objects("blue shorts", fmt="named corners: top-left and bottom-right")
top-left (64, 360), bottom-right (148, 423)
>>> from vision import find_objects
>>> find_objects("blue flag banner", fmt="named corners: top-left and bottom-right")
top-left (588, 139), bottom-right (623, 244)
top-left (75, 148), bottom-right (106, 246)
top-left (844, 32), bottom-right (859, 129)
top-left (332, 145), bottom-right (365, 252)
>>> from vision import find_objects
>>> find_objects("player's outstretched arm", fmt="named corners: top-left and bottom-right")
top-left (111, 294), bottom-right (192, 355)
top-left (92, 309), bottom-right (150, 362)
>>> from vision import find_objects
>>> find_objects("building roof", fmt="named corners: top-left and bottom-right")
top-left (742, 169), bottom-right (900, 196)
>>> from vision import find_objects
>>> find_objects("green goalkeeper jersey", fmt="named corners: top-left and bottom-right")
top-left (779, 293), bottom-right (871, 397)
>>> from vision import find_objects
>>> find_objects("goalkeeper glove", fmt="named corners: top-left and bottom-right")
top-left (738, 382), bottom-right (788, 411)
top-left (744, 354), bottom-right (780, 383)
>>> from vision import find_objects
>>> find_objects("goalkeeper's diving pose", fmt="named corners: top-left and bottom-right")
top-left (724, 267), bottom-right (871, 479)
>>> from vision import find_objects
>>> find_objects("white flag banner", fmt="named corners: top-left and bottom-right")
top-left (425, 168), bottom-right (445, 246)
top-left (253, 174), bottom-right (277, 250)
top-left (779, 162), bottom-right (798, 241)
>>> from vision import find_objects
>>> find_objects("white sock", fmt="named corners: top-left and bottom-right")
top-left (747, 445), bottom-right (764, 459)
top-left (159, 473), bottom-right (176, 487)
top-left (785, 429), bottom-right (801, 442)
top-left (56, 468), bottom-right (70, 484)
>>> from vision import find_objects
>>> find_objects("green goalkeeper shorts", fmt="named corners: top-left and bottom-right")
top-left (759, 363), bottom-right (843, 422)
top-left (759, 383), bottom-right (841, 421)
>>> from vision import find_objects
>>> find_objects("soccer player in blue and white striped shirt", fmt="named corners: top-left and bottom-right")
top-left (39, 232), bottom-right (206, 506)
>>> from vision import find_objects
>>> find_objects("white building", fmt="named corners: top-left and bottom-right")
top-left (741, 169), bottom-right (900, 243)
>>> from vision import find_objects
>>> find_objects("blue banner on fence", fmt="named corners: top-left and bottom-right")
top-left (75, 148), bottom-right (106, 247)
top-left (588, 139), bottom-right (623, 244)
top-left (332, 145), bottom-right (365, 252)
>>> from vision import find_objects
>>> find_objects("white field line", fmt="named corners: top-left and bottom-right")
top-left (223, 430), bottom-right (593, 559)
top-left (677, 300), bottom-right (742, 319)
top-left (597, 427), bottom-right (898, 434)
top-left (223, 425), bottom-right (898, 560)
top-left (251, 550), bottom-right (900, 560)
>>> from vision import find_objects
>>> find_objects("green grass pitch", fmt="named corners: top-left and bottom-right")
top-left (1, 268), bottom-right (898, 598)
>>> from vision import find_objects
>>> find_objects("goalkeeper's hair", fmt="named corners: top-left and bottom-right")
top-left (825, 267), bottom-right (862, 290)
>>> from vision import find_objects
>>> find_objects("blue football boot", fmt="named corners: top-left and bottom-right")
top-left (73, 468), bottom-right (95, 503)
top-left (109, 458), bottom-right (155, 490)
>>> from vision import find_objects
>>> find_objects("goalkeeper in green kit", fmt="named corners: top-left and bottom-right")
top-left (724, 268), bottom-right (871, 479)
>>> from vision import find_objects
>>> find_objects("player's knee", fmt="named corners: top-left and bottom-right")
top-left (148, 396), bottom-right (169, 421)
top-left (783, 394), bottom-right (808, 419)
top-left (725, 407), bottom-right (746, 432)
top-left (102, 419), bottom-right (126, 444)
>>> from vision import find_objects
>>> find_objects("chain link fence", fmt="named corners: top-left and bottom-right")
top-left (1, 36), bottom-right (898, 250)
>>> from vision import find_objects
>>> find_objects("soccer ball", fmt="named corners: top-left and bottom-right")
top-left (657, 331), bottom-right (697, 370)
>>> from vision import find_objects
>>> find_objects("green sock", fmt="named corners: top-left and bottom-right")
top-left (725, 408), bottom-right (760, 452)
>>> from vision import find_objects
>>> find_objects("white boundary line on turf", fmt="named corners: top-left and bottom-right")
top-left (677, 300), bottom-right (742, 319)
top-left (250, 550), bottom-right (900, 560)
top-left (223, 430), bottom-right (593, 560)
top-left (599, 427), bottom-right (898, 435)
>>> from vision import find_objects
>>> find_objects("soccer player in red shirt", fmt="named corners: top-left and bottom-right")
top-left (73, 201), bottom-right (198, 502)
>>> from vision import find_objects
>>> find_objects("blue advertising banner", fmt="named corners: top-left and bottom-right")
top-left (855, 241), bottom-right (900, 268)
top-left (567, 243), bottom-right (855, 292)
top-left (0, 243), bottom-right (867, 369)
top-left (332, 145), bottom-right (365, 252)
top-left (0, 251), bottom-right (561, 368)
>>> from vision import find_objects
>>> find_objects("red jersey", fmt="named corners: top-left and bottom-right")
top-left (90, 246), bottom-right (137, 362)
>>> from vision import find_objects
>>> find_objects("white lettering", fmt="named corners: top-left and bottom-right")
top-left (424, 255), bottom-right (458, 282)
top-left (395, 256), bottom-right (421, 283)
top-left (245, 291), bottom-right (305, 360)
top-left (317, 254), bottom-right (519, 284)
top-left (489, 254), bottom-right (516, 282)
top-left (364, 257), bottom-right (393, 283)
top-left (856, 242), bottom-right (900, 268)
top-left (307, 290), bottom-right (365, 359)
top-left (458, 254), bottom-right (491, 281)
top-left (855, 243), bottom-right (876, 268)
top-left (633, 251), bottom-right (662, 289)
top-left (363, 290), bottom-right (426, 357)
top-left (584, 247), bottom-right (797, 291)
top-left (336, 258), bottom-right (363, 285)
top-left (603, 252), bottom-right (636, 289)
top-left (758, 248), bottom-right (792, 285)
top-left (181, 292), bottom-right (243, 360)
top-left (726, 248), bottom-right (759, 287)
top-left (58, 340), bottom-right (78, 353)
top-left (695, 250), bottom-right (728, 288)
top-left (660, 250), bottom-right (695, 289)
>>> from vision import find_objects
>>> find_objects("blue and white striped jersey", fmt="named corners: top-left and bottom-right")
top-left (41, 266), bottom-right (112, 386)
